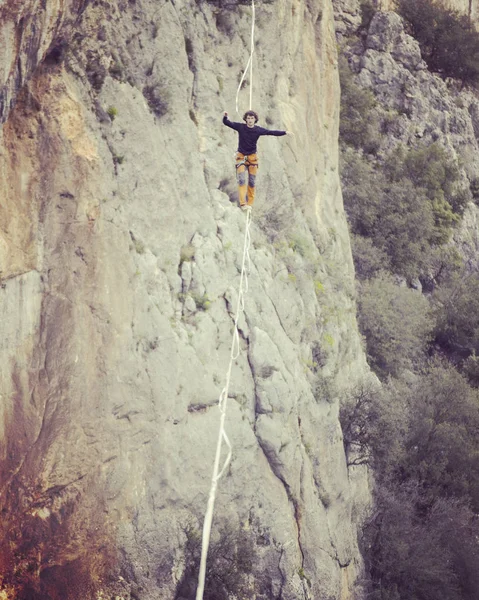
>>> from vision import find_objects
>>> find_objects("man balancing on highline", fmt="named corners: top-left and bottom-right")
top-left (223, 110), bottom-right (293, 211)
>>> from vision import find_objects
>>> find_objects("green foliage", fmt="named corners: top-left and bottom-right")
top-left (313, 279), bottom-right (324, 296)
top-left (133, 240), bottom-right (145, 254)
top-left (350, 234), bottom-right (391, 280)
top-left (298, 567), bottom-right (312, 588)
top-left (107, 106), bottom-right (118, 121)
top-left (341, 144), bottom-right (466, 279)
top-left (190, 292), bottom-right (211, 311)
top-left (109, 60), bottom-right (124, 80)
top-left (396, 365), bottom-right (479, 509)
top-left (196, 0), bottom-right (274, 6)
top-left (354, 363), bottom-right (479, 600)
top-left (362, 486), bottom-right (479, 600)
top-left (339, 381), bottom-right (383, 466)
top-left (398, 0), bottom-right (479, 87)
top-left (288, 235), bottom-right (312, 258)
top-left (470, 177), bottom-right (479, 203)
top-left (338, 10), bottom-right (479, 598)
top-left (341, 150), bottom-right (383, 236)
top-left (385, 143), bottom-right (468, 231)
top-left (358, 273), bottom-right (433, 377)
top-left (432, 269), bottom-right (479, 357)
top-left (371, 179), bottom-right (436, 275)
top-left (339, 55), bottom-right (379, 153)
top-left (323, 333), bottom-right (334, 347)
top-left (463, 352), bottom-right (479, 387)
top-left (343, 154), bottom-right (437, 279)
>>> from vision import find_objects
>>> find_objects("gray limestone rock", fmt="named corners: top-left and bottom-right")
top-left (0, 0), bottom-right (371, 598)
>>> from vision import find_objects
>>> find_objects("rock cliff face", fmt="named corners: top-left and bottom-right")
top-left (334, 2), bottom-right (479, 270)
top-left (0, 0), bottom-right (370, 599)
top-left (334, 0), bottom-right (479, 35)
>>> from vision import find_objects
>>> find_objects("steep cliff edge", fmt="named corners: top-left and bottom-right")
top-left (334, 1), bottom-right (479, 271)
top-left (0, 1), bottom-right (370, 598)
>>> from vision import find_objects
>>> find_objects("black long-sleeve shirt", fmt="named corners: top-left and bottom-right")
top-left (222, 116), bottom-right (286, 155)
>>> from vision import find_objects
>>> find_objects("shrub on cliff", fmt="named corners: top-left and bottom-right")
top-left (341, 144), bottom-right (467, 279)
top-left (356, 364), bottom-right (479, 600)
top-left (391, 365), bottom-right (479, 509)
top-left (343, 363), bottom-right (479, 507)
top-left (385, 143), bottom-right (469, 233)
top-left (339, 381), bottom-right (401, 467)
top-left (342, 151), bottom-right (437, 279)
top-left (432, 268), bottom-right (479, 359)
top-left (350, 234), bottom-right (391, 280)
top-left (362, 485), bottom-right (479, 600)
top-left (358, 272), bottom-right (433, 377)
top-left (398, 0), bottom-right (479, 87)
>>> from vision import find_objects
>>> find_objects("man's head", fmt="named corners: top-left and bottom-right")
top-left (243, 110), bottom-right (259, 127)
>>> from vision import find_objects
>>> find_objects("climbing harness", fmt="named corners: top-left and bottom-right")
top-left (235, 154), bottom-right (258, 169)
top-left (195, 3), bottom-right (256, 598)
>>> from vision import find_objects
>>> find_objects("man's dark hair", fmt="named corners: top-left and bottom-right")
top-left (243, 110), bottom-right (259, 123)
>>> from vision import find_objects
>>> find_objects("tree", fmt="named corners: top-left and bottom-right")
top-left (433, 269), bottom-right (479, 358)
top-left (350, 234), bottom-right (391, 280)
top-left (358, 273), bottom-right (433, 377)
top-left (398, 364), bottom-right (479, 510)
top-left (341, 144), bottom-right (465, 280)
top-left (398, 0), bottom-right (479, 87)
top-left (363, 486), bottom-right (479, 600)
top-left (360, 363), bottom-right (479, 600)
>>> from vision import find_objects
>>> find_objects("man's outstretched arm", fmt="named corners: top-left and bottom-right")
top-left (258, 126), bottom-right (294, 137)
top-left (223, 111), bottom-right (240, 131)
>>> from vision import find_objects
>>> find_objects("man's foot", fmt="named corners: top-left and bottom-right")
top-left (240, 204), bottom-right (252, 212)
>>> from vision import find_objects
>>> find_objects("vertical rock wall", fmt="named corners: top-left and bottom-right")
top-left (0, 0), bottom-right (371, 598)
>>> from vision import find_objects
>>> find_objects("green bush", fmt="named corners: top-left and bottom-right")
top-left (358, 272), bottom-right (433, 377)
top-left (398, 0), bottom-right (479, 87)
top-left (340, 149), bottom-right (383, 236)
top-left (339, 381), bottom-right (383, 466)
top-left (196, 0), bottom-right (274, 6)
top-left (463, 352), bottom-right (479, 387)
top-left (341, 144), bottom-right (466, 279)
top-left (397, 365), bottom-right (479, 509)
top-left (432, 269), bottom-right (479, 357)
top-left (342, 152), bottom-right (436, 279)
top-left (351, 234), bottom-right (390, 280)
top-left (362, 485), bottom-right (479, 600)
top-left (385, 143), bottom-right (468, 235)
top-left (371, 180), bottom-right (436, 277)
top-left (107, 106), bottom-right (118, 121)
top-left (358, 363), bottom-right (479, 600)
top-left (345, 364), bottom-right (479, 506)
